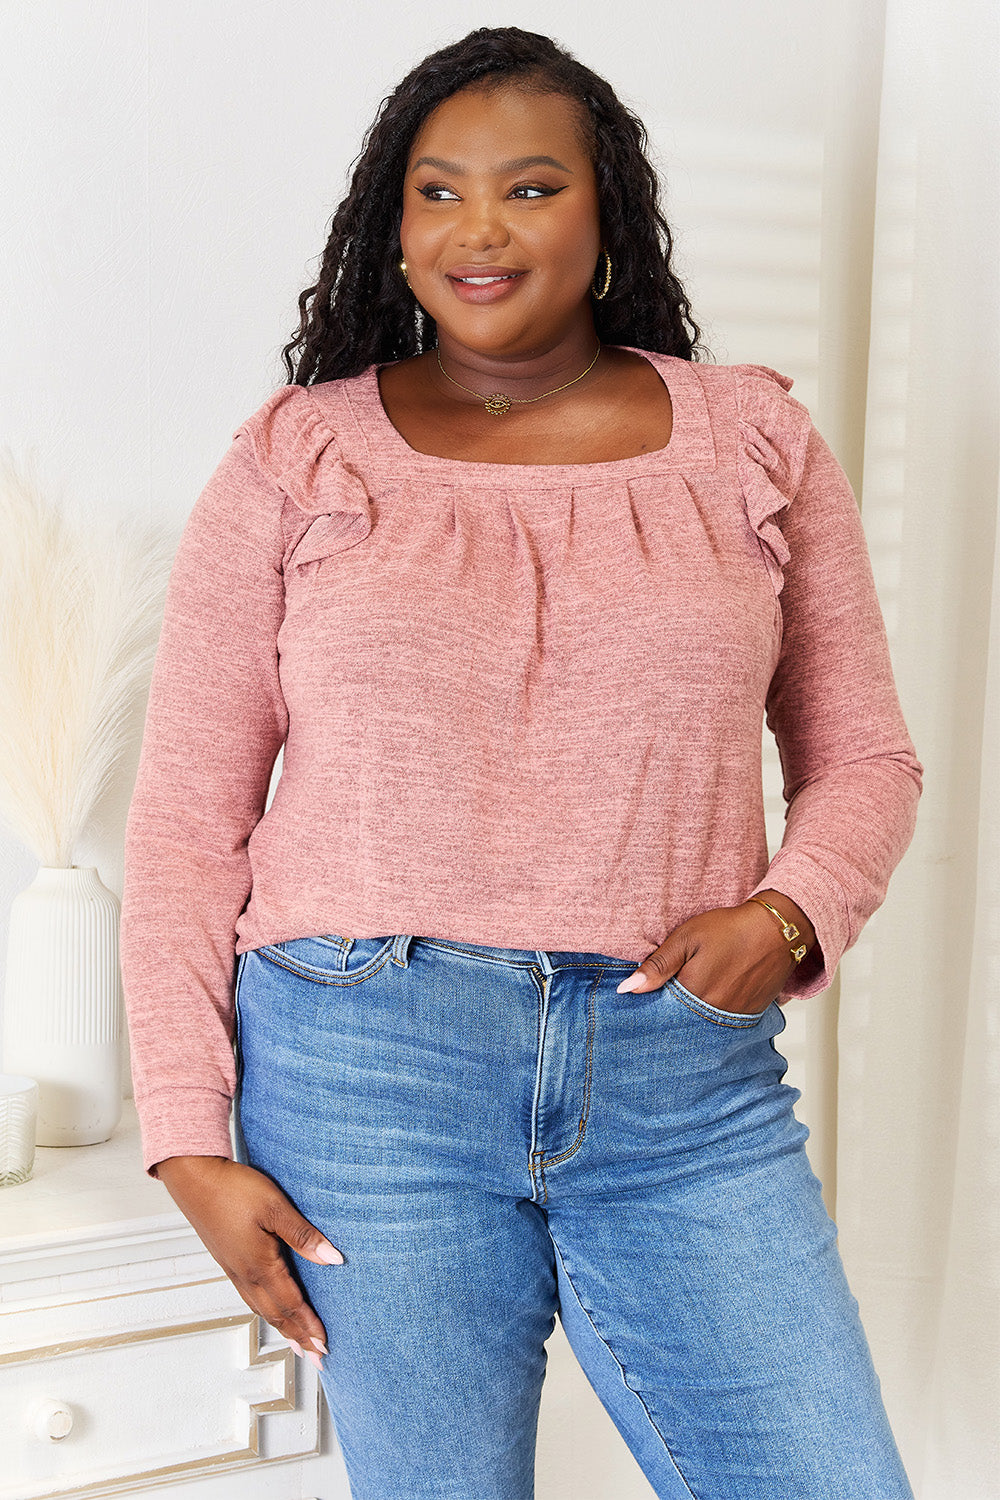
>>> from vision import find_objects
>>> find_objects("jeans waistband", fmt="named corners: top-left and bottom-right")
top-left (389, 934), bottom-right (636, 977)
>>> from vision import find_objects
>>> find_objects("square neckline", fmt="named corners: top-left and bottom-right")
top-left (351, 345), bottom-right (702, 481)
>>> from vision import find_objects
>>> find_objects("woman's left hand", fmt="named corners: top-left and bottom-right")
top-left (616, 891), bottom-right (816, 1015)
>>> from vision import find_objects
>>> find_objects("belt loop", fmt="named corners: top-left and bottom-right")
top-left (534, 949), bottom-right (555, 977)
top-left (392, 934), bottom-right (414, 967)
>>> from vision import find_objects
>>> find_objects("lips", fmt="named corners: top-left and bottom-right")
top-left (445, 266), bottom-right (527, 304)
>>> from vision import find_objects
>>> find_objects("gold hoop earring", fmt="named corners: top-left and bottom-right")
top-left (399, 258), bottom-right (412, 291)
top-left (591, 249), bottom-right (612, 301)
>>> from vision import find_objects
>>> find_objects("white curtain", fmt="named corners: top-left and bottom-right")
top-left (829, 1), bottom-right (1000, 1494)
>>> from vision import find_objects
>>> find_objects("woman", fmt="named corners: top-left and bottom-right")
top-left (120, 25), bottom-right (922, 1500)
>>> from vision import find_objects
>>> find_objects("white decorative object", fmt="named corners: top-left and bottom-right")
top-left (3, 870), bottom-right (121, 1146)
top-left (0, 1075), bottom-right (38, 1186)
top-left (0, 450), bottom-right (173, 1147)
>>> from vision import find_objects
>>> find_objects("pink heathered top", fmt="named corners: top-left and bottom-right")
top-left (120, 347), bottom-right (922, 1174)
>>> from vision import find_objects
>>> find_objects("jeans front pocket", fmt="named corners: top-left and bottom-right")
top-left (255, 933), bottom-right (397, 987)
top-left (668, 976), bottom-right (771, 1030)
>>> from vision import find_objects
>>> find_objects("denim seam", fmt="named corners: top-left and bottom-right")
top-left (528, 966), bottom-right (550, 1204)
top-left (255, 945), bottom-right (394, 987)
top-left (231, 952), bottom-right (248, 1166)
top-left (669, 981), bottom-right (764, 1030)
top-left (549, 1233), bottom-right (699, 1500)
top-left (531, 1151), bottom-right (547, 1204)
top-left (421, 938), bottom-right (540, 970)
top-left (538, 966), bottom-right (601, 1182)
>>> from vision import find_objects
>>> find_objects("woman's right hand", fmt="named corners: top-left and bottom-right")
top-left (154, 1154), bottom-right (343, 1367)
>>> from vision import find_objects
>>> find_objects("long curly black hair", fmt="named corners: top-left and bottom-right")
top-left (280, 26), bottom-right (707, 385)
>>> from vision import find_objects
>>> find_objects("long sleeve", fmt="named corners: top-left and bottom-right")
top-left (120, 422), bottom-right (289, 1175)
top-left (738, 371), bottom-right (924, 995)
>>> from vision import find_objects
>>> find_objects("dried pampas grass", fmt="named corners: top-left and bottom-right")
top-left (0, 448), bottom-right (175, 866)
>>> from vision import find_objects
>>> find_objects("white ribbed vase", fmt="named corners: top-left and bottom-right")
top-left (2, 866), bottom-right (122, 1146)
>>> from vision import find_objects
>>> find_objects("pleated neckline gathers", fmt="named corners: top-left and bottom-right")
top-left (340, 345), bottom-right (720, 484)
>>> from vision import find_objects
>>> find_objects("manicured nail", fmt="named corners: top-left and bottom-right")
top-left (315, 1240), bottom-right (345, 1265)
top-left (617, 972), bottom-right (645, 993)
top-left (287, 1338), bottom-right (304, 1357)
top-left (306, 1349), bottom-right (324, 1370)
top-left (309, 1337), bottom-right (328, 1355)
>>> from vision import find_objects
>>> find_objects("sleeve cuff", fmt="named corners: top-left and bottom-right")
top-left (135, 1087), bottom-right (235, 1177)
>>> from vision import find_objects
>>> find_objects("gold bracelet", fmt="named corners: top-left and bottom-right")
top-left (749, 897), bottom-right (809, 963)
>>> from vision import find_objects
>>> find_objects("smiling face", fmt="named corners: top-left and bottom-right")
top-left (400, 82), bottom-right (603, 365)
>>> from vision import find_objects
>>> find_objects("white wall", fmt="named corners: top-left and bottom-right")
top-left (0, 3), bottom-right (886, 1494)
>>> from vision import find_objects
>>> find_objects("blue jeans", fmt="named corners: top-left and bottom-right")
top-left (232, 933), bottom-right (913, 1500)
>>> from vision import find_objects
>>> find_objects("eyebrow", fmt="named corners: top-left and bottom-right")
top-left (409, 154), bottom-right (573, 175)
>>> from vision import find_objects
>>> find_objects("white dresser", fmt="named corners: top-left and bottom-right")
top-left (0, 1102), bottom-right (352, 1499)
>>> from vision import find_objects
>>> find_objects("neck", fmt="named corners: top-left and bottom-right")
top-left (434, 328), bottom-right (602, 402)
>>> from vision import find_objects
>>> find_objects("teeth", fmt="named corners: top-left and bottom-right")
top-left (459, 275), bottom-right (516, 284)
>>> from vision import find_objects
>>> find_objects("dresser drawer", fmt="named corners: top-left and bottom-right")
top-left (2, 1276), bottom-right (321, 1498)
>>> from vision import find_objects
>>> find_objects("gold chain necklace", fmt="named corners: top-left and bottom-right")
top-left (435, 343), bottom-right (602, 417)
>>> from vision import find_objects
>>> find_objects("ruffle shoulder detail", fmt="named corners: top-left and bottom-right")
top-left (232, 384), bottom-right (371, 567)
top-left (733, 364), bottom-right (814, 596)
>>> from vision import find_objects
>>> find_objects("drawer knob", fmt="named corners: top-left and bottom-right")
top-left (31, 1398), bottom-right (75, 1441)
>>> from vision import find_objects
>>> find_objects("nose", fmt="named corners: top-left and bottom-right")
top-left (455, 194), bottom-right (511, 253)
